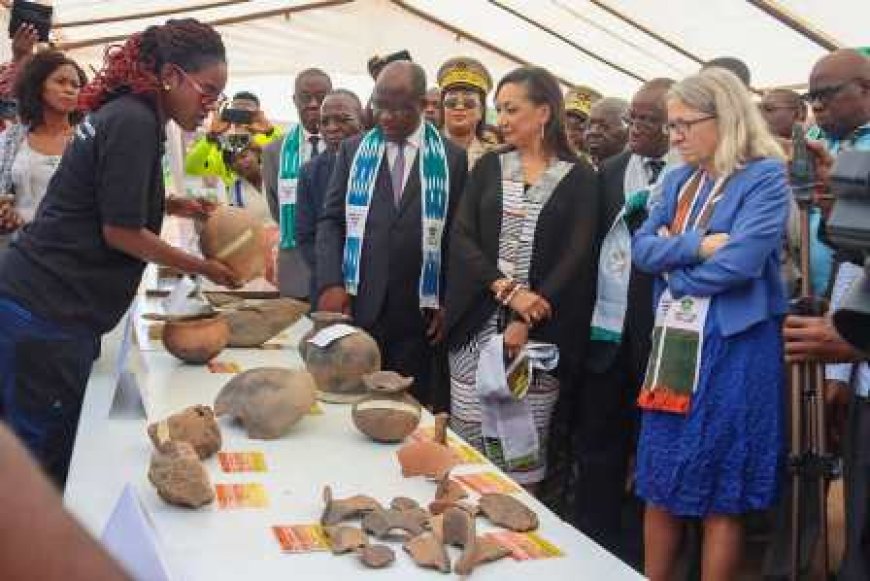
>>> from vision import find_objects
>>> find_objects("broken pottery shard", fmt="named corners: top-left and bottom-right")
top-left (147, 405), bottom-right (221, 460)
top-left (224, 298), bottom-right (308, 348)
top-left (428, 500), bottom-right (479, 517)
top-left (434, 472), bottom-right (468, 503)
top-left (396, 441), bottom-right (458, 479)
top-left (147, 441), bottom-right (214, 508)
top-left (324, 525), bottom-right (368, 555)
top-left (352, 371), bottom-right (421, 443)
top-left (403, 532), bottom-right (451, 573)
top-left (473, 536), bottom-right (512, 566)
top-left (213, 368), bottom-right (316, 439)
top-left (478, 493), bottom-right (539, 532)
top-left (320, 486), bottom-right (383, 526)
top-left (362, 507), bottom-right (426, 539)
top-left (389, 496), bottom-right (420, 511)
top-left (443, 507), bottom-right (478, 576)
top-left (358, 544), bottom-right (395, 568)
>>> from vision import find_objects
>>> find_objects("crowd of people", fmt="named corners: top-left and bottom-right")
top-left (0, 14), bottom-right (867, 581)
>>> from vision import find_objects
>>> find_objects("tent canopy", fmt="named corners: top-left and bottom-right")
top-left (2, 0), bottom-right (865, 122)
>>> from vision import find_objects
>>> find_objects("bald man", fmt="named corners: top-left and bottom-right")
top-left (782, 48), bottom-right (870, 581)
top-left (760, 89), bottom-right (807, 139)
top-left (316, 62), bottom-right (467, 406)
top-left (584, 97), bottom-right (629, 168)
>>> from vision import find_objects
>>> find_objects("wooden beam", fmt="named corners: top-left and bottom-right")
top-left (487, 0), bottom-right (645, 83)
top-left (391, 0), bottom-right (575, 88)
top-left (54, 0), bottom-right (253, 29)
top-left (586, 0), bottom-right (705, 65)
top-left (747, 0), bottom-right (842, 52)
top-left (54, 0), bottom-right (353, 52)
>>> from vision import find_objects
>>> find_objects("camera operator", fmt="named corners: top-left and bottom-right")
top-left (783, 48), bottom-right (870, 581)
top-left (184, 91), bottom-right (280, 186)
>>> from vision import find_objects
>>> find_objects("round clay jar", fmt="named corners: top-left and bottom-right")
top-left (302, 312), bottom-right (381, 403)
top-left (352, 371), bottom-right (421, 443)
top-left (198, 206), bottom-right (265, 283)
top-left (162, 314), bottom-right (229, 364)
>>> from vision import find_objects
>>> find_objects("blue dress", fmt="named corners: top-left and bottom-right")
top-left (634, 172), bottom-right (786, 517)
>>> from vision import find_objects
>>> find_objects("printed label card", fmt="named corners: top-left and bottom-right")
top-left (217, 452), bottom-right (268, 473)
top-left (455, 472), bottom-right (521, 495)
top-left (484, 531), bottom-right (565, 560)
top-left (214, 483), bottom-right (269, 509)
top-left (272, 525), bottom-right (331, 553)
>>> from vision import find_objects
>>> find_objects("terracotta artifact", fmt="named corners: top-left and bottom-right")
top-left (361, 507), bottom-right (427, 540)
top-left (389, 496), bottom-right (420, 511)
top-left (301, 312), bottom-right (381, 403)
top-left (223, 298), bottom-right (308, 348)
top-left (358, 544), bottom-right (395, 569)
top-left (320, 486), bottom-right (383, 526)
top-left (443, 507), bottom-right (477, 575)
top-left (199, 206), bottom-right (265, 283)
top-left (147, 441), bottom-right (214, 508)
top-left (478, 493), bottom-right (539, 532)
top-left (403, 532), bottom-right (451, 573)
top-left (352, 371), bottom-right (421, 443)
top-left (162, 313), bottom-right (229, 364)
top-left (397, 414), bottom-right (459, 479)
top-left (214, 368), bottom-right (316, 439)
top-left (147, 405), bottom-right (221, 460)
top-left (323, 525), bottom-right (368, 555)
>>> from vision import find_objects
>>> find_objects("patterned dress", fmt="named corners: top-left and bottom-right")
top-left (449, 152), bottom-right (570, 485)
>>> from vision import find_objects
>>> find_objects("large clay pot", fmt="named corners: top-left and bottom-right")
top-left (301, 311), bottom-right (381, 403)
top-left (162, 314), bottom-right (229, 364)
top-left (352, 371), bottom-right (421, 443)
top-left (199, 206), bottom-right (265, 283)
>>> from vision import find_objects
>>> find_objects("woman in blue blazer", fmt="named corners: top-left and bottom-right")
top-left (632, 68), bottom-right (789, 581)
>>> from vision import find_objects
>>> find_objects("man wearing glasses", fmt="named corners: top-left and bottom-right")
top-left (316, 61), bottom-right (467, 407)
top-left (578, 78), bottom-right (675, 565)
top-left (263, 68), bottom-right (333, 299)
top-left (784, 48), bottom-right (870, 581)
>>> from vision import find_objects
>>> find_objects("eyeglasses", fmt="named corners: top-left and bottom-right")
top-left (320, 113), bottom-right (358, 126)
top-left (801, 79), bottom-right (861, 106)
top-left (622, 112), bottom-right (664, 130)
top-left (759, 104), bottom-right (800, 113)
top-left (176, 66), bottom-right (225, 106)
top-left (371, 99), bottom-right (417, 117)
top-left (443, 95), bottom-right (481, 110)
top-left (665, 115), bottom-right (716, 135)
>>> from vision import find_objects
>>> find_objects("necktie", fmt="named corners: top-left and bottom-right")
top-left (308, 134), bottom-right (320, 157)
top-left (646, 158), bottom-right (666, 185)
top-left (391, 141), bottom-right (406, 206)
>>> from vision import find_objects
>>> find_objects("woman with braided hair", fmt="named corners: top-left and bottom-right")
top-left (0, 18), bottom-right (237, 488)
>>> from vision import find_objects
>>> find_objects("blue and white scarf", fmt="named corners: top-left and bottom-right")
top-left (342, 123), bottom-right (449, 308)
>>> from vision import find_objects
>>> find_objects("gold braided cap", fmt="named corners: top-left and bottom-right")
top-left (565, 85), bottom-right (603, 117)
top-left (437, 57), bottom-right (493, 94)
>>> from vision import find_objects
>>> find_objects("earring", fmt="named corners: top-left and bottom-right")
top-left (163, 84), bottom-right (172, 91)
top-left (540, 123), bottom-right (545, 143)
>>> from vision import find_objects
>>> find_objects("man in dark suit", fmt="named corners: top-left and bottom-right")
top-left (575, 78), bottom-right (674, 564)
top-left (296, 89), bottom-right (364, 301)
top-left (263, 68), bottom-right (331, 299)
top-left (316, 61), bottom-right (467, 406)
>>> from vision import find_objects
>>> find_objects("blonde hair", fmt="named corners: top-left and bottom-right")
top-left (668, 68), bottom-right (785, 175)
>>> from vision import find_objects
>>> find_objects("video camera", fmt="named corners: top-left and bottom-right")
top-left (826, 150), bottom-right (870, 353)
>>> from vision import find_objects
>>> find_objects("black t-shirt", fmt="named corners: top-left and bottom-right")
top-left (0, 94), bottom-right (166, 334)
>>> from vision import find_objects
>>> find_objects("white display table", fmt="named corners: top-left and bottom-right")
top-left (64, 299), bottom-right (643, 580)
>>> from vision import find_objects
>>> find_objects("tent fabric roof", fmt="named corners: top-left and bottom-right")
top-left (1, 0), bottom-right (865, 121)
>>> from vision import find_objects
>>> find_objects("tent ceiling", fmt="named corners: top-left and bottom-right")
top-left (1, 0), bottom-right (865, 114)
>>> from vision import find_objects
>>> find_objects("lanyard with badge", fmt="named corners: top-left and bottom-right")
top-left (637, 170), bottom-right (729, 414)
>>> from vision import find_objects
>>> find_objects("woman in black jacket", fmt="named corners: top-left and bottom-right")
top-left (445, 66), bottom-right (599, 489)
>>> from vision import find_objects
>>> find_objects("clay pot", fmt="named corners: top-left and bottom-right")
top-left (214, 367), bottom-right (317, 439)
top-left (199, 206), bottom-right (265, 283)
top-left (162, 314), bottom-right (229, 364)
top-left (224, 298), bottom-right (308, 348)
top-left (147, 405), bottom-right (222, 459)
top-left (301, 312), bottom-right (381, 403)
top-left (148, 441), bottom-right (214, 508)
top-left (352, 371), bottom-right (421, 443)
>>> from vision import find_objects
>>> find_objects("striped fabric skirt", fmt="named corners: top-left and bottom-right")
top-left (448, 315), bottom-right (560, 484)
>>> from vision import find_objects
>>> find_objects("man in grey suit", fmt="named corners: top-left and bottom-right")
top-left (316, 61), bottom-right (467, 406)
top-left (263, 68), bottom-right (332, 299)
